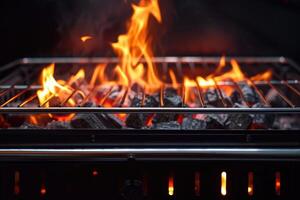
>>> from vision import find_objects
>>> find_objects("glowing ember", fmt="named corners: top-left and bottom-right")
top-left (80, 35), bottom-right (92, 42)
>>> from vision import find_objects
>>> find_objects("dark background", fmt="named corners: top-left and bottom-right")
top-left (0, 0), bottom-right (300, 66)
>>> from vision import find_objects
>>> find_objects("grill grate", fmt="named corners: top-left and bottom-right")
top-left (0, 57), bottom-right (300, 114)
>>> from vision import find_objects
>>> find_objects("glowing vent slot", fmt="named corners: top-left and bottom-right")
top-left (194, 172), bottom-right (200, 196)
top-left (275, 172), bottom-right (281, 196)
top-left (221, 171), bottom-right (227, 196)
top-left (168, 174), bottom-right (174, 196)
top-left (248, 172), bottom-right (254, 196)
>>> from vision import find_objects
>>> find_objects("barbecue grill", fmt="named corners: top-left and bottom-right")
top-left (1, 0), bottom-right (300, 199)
top-left (0, 57), bottom-right (299, 200)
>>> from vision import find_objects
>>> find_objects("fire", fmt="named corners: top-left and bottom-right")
top-left (250, 69), bottom-right (272, 81)
top-left (37, 64), bottom-right (86, 121)
top-left (80, 35), bottom-right (92, 42)
top-left (111, 0), bottom-right (162, 93)
top-left (34, 0), bottom-right (275, 125)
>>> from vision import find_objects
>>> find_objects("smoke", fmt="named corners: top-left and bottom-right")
top-left (31, 0), bottom-right (172, 56)
top-left (40, 0), bottom-right (131, 56)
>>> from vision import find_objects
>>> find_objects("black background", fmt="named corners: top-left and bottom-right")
top-left (0, 0), bottom-right (300, 66)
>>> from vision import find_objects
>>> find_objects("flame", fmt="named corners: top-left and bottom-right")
top-left (169, 69), bottom-right (179, 89)
top-left (182, 57), bottom-right (273, 106)
top-left (111, 0), bottom-right (162, 93)
top-left (250, 69), bottom-right (272, 81)
top-left (37, 64), bottom-right (85, 121)
top-left (80, 36), bottom-right (92, 42)
top-left (33, 0), bottom-right (276, 127)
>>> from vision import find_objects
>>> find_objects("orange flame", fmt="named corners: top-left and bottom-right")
top-left (250, 69), bottom-right (272, 81)
top-left (182, 57), bottom-right (273, 106)
top-left (80, 36), bottom-right (92, 42)
top-left (111, 0), bottom-right (162, 93)
top-left (37, 64), bottom-right (85, 121)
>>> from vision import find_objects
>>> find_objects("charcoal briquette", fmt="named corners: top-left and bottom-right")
top-left (181, 118), bottom-right (207, 130)
top-left (224, 103), bottom-right (252, 129)
top-left (152, 92), bottom-right (183, 124)
top-left (125, 96), bottom-right (158, 128)
top-left (250, 103), bottom-right (275, 129)
top-left (46, 120), bottom-right (71, 129)
top-left (20, 122), bottom-right (41, 129)
top-left (266, 89), bottom-right (288, 107)
top-left (204, 88), bottom-right (225, 107)
top-left (151, 121), bottom-right (181, 130)
top-left (240, 84), bottom-right (259, 105)
top-left (71, 114), bottom-right (106, 129)
top-left (75, 101), bottom-right (124, 129)
top-left (230, 90), bottom-right (242, 104)
top-left (272, 116), bottom-right (300, 130)
top-left (226, 114), bottom-right (252, 129)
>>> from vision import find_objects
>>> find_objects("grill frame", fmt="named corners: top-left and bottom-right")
top-left (0, 57), bottom-right (300, 161)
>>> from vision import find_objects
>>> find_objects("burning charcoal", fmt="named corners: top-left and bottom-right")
top-left (144, 94), bottom-right (160, 107)
top-left (205, 114), bottom-right (228, 129)
top-left (204, 88), bottom-right (223, 107)
top-left (49, 96), bottom-right (61, 107)
top-left (181, 118), bottom-right (207, 130)
top-left (152, 91), bottom-right (183, 124)
top-left (230, 90), bottom-right (242, 104)
top-left (82, 101), bottom-right (123, 129)
top-left (250, 103), bottom-right (275, 129)
top-left (240, 84), bottom-right (259, 105)
top-left (20, 122), bottom-right (41, 129)
top-left (46, 120), bottom-right (71, 129)
top-left (165, 87), bottom-right (178, 96)
top-left (273, 116), bottom-right (300, 130)
top-left (231, 85), bottom-right (259, 105)
top-left (225, 104), bottom-right (252, 129)
top-left (164, 89), bottom-right (183, 107)
top-left (205, 105), bottom-right (228, 129)
top-left (125, 95), bottom-right (159, 128)
top-left (71, 101), bottom-right (123, 129)
top-left (125, 97), bottom-right (145, 129)
top-left (151, 121), bottom-right (181, 130)
top-left (71, 114), bottom-right (106, 129)
top-left (98, 113), bottom-right (123, 129)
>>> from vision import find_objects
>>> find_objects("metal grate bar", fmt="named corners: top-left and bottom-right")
top-left (18, 94), bottom-right (37, 107)
top-left (283, 80), bottom-right (300, 97)
top-left (99, 87), bottom-right (113, 106)
top-left (195, 80), bottom-right (205, 107)
top-left (232, 81), bottom-right (250, 107)
top-left (212, 78), bottom-right (227, 107)
top-left (0, 86), bottom-right (31, 107)
top-left (247, 78), bottom-right (269, 106)
top-left (267, 81), bottom-right (295, 108)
